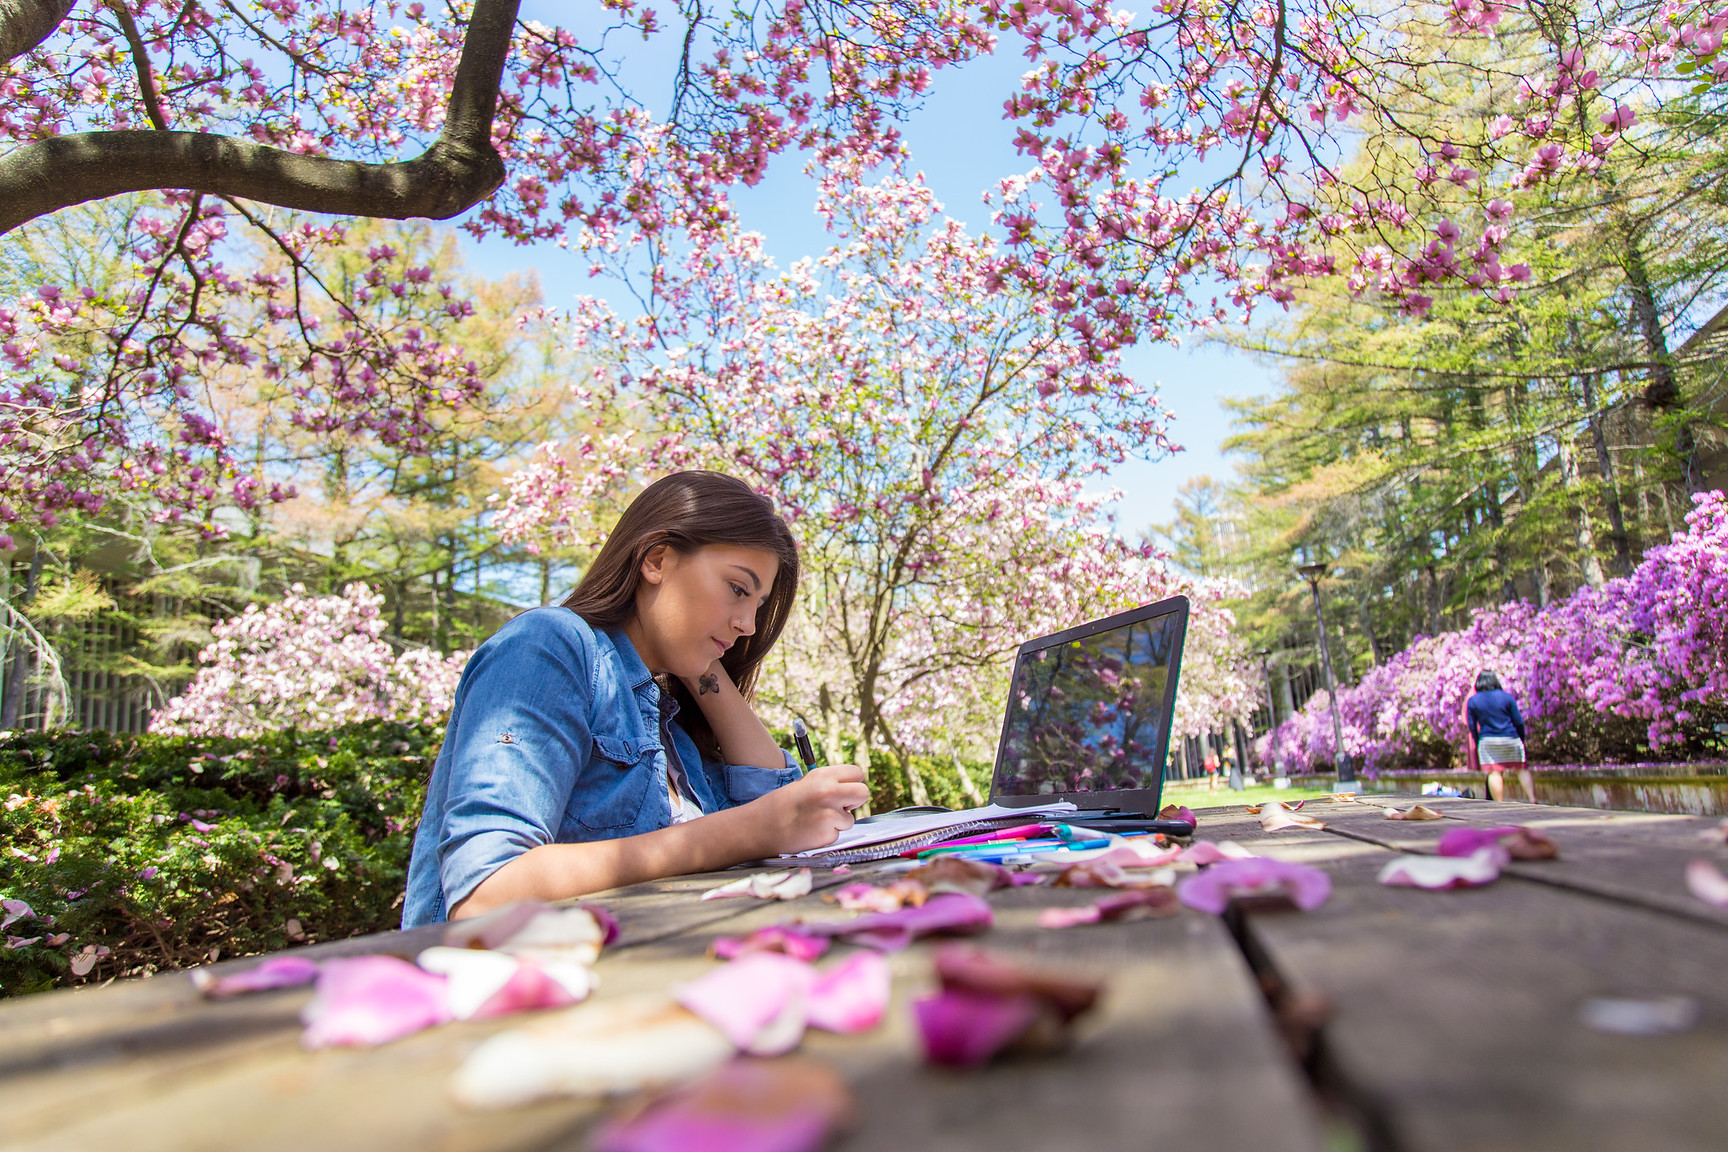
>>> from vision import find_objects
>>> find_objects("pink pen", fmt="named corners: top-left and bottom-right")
top-left (903, 823), bottom-right (1054, 857)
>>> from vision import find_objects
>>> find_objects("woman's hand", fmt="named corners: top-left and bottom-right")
top-left (746, 763), bottom-right (870, 855)
top-left (452, 763), bottom-right (869, 920)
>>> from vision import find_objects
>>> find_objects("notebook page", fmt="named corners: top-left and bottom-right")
top-left (789, 801), bottom-right (1078, 859)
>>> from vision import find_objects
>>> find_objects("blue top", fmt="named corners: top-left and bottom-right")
top-left (1466, 688), bottom-right (1526, 742)
top-left (401, 608), bottom-right (801, 927)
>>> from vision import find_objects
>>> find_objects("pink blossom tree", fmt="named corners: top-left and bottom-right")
top-left (3, 0), bottom-right (1711, 553)
top-left (494, 164), bottom-right (1254, 791)
top-left (151, 582), bottom-right (466, 738)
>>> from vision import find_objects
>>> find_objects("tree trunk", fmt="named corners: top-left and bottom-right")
top-left (1424, 564), bottom-right (1442, 636)
top-left (1357, 594), bottom-right (1383, 665)
top-left (1620, 221), bottom-right (1702, 492)
top-left (951, 754), bottom-right (984, 805)
top-left (900, 750), bottom-right (931, 807)
top-left (1579, 373), bottom-right (1634, 577)
top-left (1555, 434), bottom-right (1607, 588)
top-left (0, 548), bottom-right (45, 730)
top-left (1483, 482), bottom-right (1520, 602)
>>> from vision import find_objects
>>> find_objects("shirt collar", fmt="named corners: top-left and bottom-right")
top-left (604, 627), bottom-right (657, 693)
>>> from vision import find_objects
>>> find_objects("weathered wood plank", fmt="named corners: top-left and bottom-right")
top-left (1236, 834), bottom-right (1728, 1152)
top-left (1303, 796), bottom-right (1728, 932)
top-left (581, 864), bottom-right (1330, 1152)
top-left (2, 865), bottom-right (1329, 1152)
top-left (0, 867), bottom-right (853, 1142)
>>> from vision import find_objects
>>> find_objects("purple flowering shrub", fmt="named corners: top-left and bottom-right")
top-left (1263, 491), bottom-right (1728, 773)
top-left (0, 721), bottom-right (438, 997)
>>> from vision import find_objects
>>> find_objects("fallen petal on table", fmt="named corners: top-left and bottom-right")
top-left (452, 994), bottom-right (735, 1109)
top-left (1377, 846), bottom-right (1506, 890)
top-left (591, 1058), bottom-right (855, 1152)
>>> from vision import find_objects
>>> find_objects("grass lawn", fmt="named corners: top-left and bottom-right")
top-left (1169, 781), bottom-right (1339, 814)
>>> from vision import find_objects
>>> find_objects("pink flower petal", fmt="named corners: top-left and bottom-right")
top-left (1177, 840), bottom-right (1256, 865)
top-left (833, 881), bottom-right (922, 912)
top-left (300, 955), bottom-right (451, 1048)
top-left (713, 926), bottom-right (831, 962)
top-left (192, 955), bottom-right (320, 998)
top-left (1436, 826), bottom-right (1522, 857)
top-left (806, 892), bottom-right (994, 952)
top-left (914, 989), bottom-right (1041, 1068)
top-left (1053, 839), bottom-right (1182, 870)
top-left (417, 946), bottom-right (592, 1020)
top-left (1377, 846), bottom-right (1506, 889)
top-left (490, 904), bottom-right (613, 966)
top-left (703, 869), bottom-right (813, 901)
top-left (442, 900), bottom-right (546, 949)
top-left (1038, 905), bottom-right (1103, 929)
top-left (1686, 858), bottom-right (1728, 908)
top-left (591, 1058), bottom-right (853, 1152)
top-left (1437, 826), bottom-right (1557, 860)
top-left (1159, 804), bottom-right (1198, 827)
top-left (674, 953), bottom-right (815, 1055)
top-left (1176, 858), bottom-right (1332, 914)
top-left (807, 951), bottom-right (891, 1034)
top-left (0, 899), bottom-right (33, 931)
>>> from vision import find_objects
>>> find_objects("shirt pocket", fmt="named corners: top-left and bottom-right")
top-left (575, 733), bottom-right (656, 834)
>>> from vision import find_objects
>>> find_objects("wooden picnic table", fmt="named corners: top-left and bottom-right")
top-left (7, 792), bottom-right (1728, 1152)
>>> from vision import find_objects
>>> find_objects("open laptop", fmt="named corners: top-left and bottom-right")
top-left (986, 594), bottom-right (1190, 824)
top-left (797, 596), bottom-right (1192, 862)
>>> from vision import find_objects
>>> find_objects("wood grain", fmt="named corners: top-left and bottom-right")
top-left (1236, 830), bottom-right (1728, 1152)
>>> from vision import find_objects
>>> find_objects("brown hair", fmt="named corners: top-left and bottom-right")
top-left (561, 471), bottom-right (799, 757)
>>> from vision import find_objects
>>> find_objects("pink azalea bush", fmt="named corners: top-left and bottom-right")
top-left (1263, 491), bottom-right (1728, 773)
top-left (151, 584), bottom-right (467, 738)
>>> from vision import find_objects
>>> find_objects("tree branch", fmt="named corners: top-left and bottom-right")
top-left (0, 0), bottom-right (75, 63)
top-left (105, 0), bottom-right (170, 130)
top-left (0, 0), bottom-right (522, 234)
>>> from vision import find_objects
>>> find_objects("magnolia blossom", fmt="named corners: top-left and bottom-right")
top-left (151, 583), bottom-right (467, 738)
top-left (496, 168), bottom-right (1255, 765)
top-left (3, 0), bottom-right (1693, 548)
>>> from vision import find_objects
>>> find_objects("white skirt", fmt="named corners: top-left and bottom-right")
top-left (1477, 737), bottom-right (1526, 767)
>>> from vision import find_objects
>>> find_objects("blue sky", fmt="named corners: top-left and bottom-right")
top-left (454, 21), bottom-right (1280, 539)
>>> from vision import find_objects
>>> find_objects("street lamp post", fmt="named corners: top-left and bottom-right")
top-left (1297, 562), bottom-right (1357, 792)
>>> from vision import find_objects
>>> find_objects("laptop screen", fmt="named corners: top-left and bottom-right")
top-left (989, 597), bottom-right (1188, 810)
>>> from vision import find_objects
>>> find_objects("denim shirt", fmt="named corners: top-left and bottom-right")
top-left (401, 607), bottom-right (801, 927)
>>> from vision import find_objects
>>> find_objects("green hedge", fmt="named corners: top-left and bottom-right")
top-left (0, 721), bottom-right (437, 997)
top-left (0, 721), bottom-right (996, 998)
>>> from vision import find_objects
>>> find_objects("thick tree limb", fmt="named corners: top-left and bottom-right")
top-left (0, 0), bottom-right (76, 63)
top-left (0, 0), bottom-right (522, 234)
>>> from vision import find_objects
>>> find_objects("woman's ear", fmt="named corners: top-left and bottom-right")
top-left (639, 543), bottom-right (670, 585)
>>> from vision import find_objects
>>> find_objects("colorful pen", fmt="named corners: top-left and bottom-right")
top-left (917, 823), bottom-right (1051, 851)
top-left (792, 717), bottom-right (817, 770)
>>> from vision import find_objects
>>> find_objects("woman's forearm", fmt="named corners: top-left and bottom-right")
top-left (683, 661), bottom-right (786, 769)
top-left (450, 805), bottom-right (769, 919)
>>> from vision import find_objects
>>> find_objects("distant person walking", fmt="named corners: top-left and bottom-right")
top-left (1465, 671), bottom-right (1535, 804)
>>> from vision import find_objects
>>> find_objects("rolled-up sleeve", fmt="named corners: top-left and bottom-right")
top-left (433, 616), bottom-right (596, 911)
top-left (719, 750), bottom-right (802, 806)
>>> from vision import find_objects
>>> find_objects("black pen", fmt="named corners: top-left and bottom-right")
top-left (792, 717), bottom-right (817, 771)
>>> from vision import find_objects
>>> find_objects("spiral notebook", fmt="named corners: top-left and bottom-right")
top-left (789, 802), bottom-right (1079, 866)
top-left (787, 596), bottom-right (1190, 866)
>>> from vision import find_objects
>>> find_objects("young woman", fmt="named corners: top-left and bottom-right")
top-left (401, 471), bottom-right (868, 926)
top-left (1463, 670), bottom-right (1535, 804)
